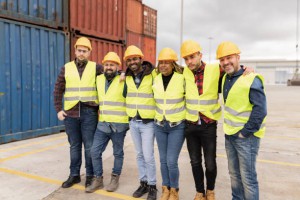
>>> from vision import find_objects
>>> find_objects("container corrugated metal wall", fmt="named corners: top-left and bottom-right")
top-left (142, 36), bottom-right (156, 65)
top-left (0, 18), bottom-right (69, 144)
top-left (71, 34), bottom-right (125, 70)
top-left (126, 0), bottom-right (142, 34)
top-left (126, 30), bottom-right (142, 49)
top-left (142, 4), bottom-right (157, 38)
top-left (0, 0), bottom-right (68, 29)
top-left (69, 0), bottom-right (126, 42)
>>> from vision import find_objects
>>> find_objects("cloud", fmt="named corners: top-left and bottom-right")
top-left (143, 0), bottom-right (298, 60)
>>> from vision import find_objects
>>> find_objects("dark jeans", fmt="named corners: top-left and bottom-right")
top-left (64, 105), bottom-right (98, 176)
top-left (185, 121), bottom-right (217, 193)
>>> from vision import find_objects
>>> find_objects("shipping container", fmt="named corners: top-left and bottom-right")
top-left (126, 30), bottom-right (142, 49)
top-left (0, 18), bottom-right (69, 144)
top-left (126, 0), bottom-right (142, 34)
top-left (142, 4), bottom-right (157, 38)
top-left (71, 34), bottom-right (125, 70)
top-left (70, 0), bottom-right (126, 42)
top-left (0, 0), bottom-right (68, 29)
top-left (142, 35), bottom-right (156, 65)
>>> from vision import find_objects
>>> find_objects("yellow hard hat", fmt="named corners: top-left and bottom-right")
top-left (180, 40), bottom-right (202, 58)
top-left (102, 52), bottom-right (121, 65)
top-left (158, 48), bottom-right (178, 61)
top-left (124, 45), bottom-right (144, 61)
top-left (216, 41), bottom-right (241, 59)
top-left (74, 37), bottom-right (92, 50)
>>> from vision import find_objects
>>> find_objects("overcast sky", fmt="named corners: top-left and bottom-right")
top-left (142, 0), bottom-right (298, 63)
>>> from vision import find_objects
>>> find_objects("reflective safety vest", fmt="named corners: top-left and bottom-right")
top-left (97, 74), bottom-right (128, 123)
top-left (126, 74), bottom-right (156, 118)
top-left (64, 61), bottom-right (98, 110)
top-left (183, 67), bottom-right (202, 122)
top-left (222, 73), bottom-right (266, 138)
top-left (152, 72), bottom-right (186, 122)
top-left (185, 63), bottom-right (222, 121)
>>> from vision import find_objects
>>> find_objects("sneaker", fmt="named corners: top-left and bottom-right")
top-left (85, 176), bottom-right (94, 187)
top-left (62, 176), bottom-right (81, 188)
top-left (106, 173), bottom-right (120, 192)
top-left (132, 181), bottom-right (148, 197)
top-left (147, 185), bottom-right (157, 200)
top-left (194, 192), bottom-right (205, 200)
top-left (85, 176), bottom-right (104, 193)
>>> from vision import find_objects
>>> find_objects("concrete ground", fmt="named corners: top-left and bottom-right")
top-left (0, 85), bottom-right (299, 200)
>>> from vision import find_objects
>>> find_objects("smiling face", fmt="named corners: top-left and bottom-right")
top-left (219, 54), bottom-right (241, 76)
top-left (125, 56), bottom-right (143, 75)
top-left (103, 61), bottom-right (118, 80)
top-left (183, 52), bottom-right (202, 72)
top-left (158, 60), bottom-right (174, 76)
top-left (75, 45), bottom-right (90, 61)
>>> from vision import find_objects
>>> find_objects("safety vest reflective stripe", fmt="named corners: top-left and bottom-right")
top-left (100, 110), bottom-right (127, 116)
top-left (155, 98), bottom-right (184, 104)
top-left (186, 108), bottom-right (198, 115)
top-left (224, 106), bottom-right (251, 117)
top-left (225, 118), bottom-right (266, 129)
top-left (127, 92), bottom-right (154, 98)
top-left (211, 107), bottom-right (222, 114)
top-left (64, 96), bottom-right (98, 101)
top-left (99, 101), bottom-right (126, 107)
top-left (156, 105), bottom-right (185, 115)
top-left (186, 99), bottom-right (218, 105)
top-left (65, 87), bottom-right (96, 92)
top-left (126, 104), bottom-right (156, 110)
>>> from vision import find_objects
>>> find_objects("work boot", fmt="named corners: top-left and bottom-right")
top-left (132, 180), bottom-right (148, 197)
top-left (159, 186), bottom-right (170, 200)
top-left (106, 173), bottom-right (120, 192)
top-left (194, 192), bottom-right (205, 200)
top-left (169, 188), bottom-right (179, 200)
top-left (85, 175), bottom-right (94, 187)
top-left (147, 185), bottom-right (157, 200)
top-left (206, 190), bottom-right (215, 200)
top-left (85, 176), bottom-right (104, 193)
top-left (61, 176), bottom-right (81, 188)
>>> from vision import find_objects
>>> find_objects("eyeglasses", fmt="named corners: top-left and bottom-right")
top-left (76, 49), bottom-right (89, 53)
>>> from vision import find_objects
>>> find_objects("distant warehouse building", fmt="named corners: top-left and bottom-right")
top-left (241, 59), bottom-right (298, 85)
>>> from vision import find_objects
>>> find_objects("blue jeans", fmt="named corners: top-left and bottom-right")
top-left (130, 120), bottom-right (156, 185)
top-left (225, 134), bottom-right (260, 200)
top-left (154, 122), bottom-right (185, 189)
top-left (64, 106), bottom-right (98, 176)
top-left (91, 123), bottom-right (127, 176)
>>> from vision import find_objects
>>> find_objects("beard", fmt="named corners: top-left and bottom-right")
top-left (104, 70), bottom-right (117, 80)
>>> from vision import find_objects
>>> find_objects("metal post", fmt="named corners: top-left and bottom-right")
top-left (208, 37), bottom-right (213, 63)
top-left (179, 0), bottom-right (184, 65)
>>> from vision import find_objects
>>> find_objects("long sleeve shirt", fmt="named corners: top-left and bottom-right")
top-left (223, 68), bottom-right (267, 137)
top-left (53, 59), bottom-right (103, 118)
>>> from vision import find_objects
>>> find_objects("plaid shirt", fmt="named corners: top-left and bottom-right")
top-left (53, 59), bottom-right (103, 118)
top-left (193, 61), bottom-right (225, 124)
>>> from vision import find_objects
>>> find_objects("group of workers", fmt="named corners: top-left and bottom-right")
top-left (54, 36), bottom-right (267, 200)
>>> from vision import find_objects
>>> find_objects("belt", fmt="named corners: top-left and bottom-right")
top-left (154, 119), bottom-right (184, 127)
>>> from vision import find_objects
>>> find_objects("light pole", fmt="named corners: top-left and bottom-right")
top-left (179, 0), bottom-right (184, 65)
top-left (208, 37), bottom-right (213, 63)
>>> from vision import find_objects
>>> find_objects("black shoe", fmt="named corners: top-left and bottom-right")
top-left (62, 176), bottom-right (81, 188)
top-left (85, 176), bottom-right (94, 187)
top-left (132, 181), bottom-right (148, 198)
top-left (147, 185), bottom-right (157, 200)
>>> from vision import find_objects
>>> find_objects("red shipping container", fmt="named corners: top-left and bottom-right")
top-left (126, 0), bottom-right (143, 34)
top-left (143, 4), bottom-right (157, 38)
top-left (142, 36), bottom-right (156, 65)
top-left (126, 31), bottom-right (142, 49)
top-left (70, 0), bottom-right (126, 42)
top-left (71, 34), bottom-right (126, 70)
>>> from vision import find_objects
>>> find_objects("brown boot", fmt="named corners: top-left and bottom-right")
top-left (194, 192), bottom-right (205, 200)
top-left (159, 186), bottom-right (170, 200)
top-left (169, 188), bottom-right (179, 200)
top-left (206, 190), bottom-right (215, 200)
top-left (106, 173), bottom-right (120, 192)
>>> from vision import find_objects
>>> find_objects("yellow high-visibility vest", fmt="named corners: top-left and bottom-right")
top-left (222, 73), bottom-right (266, 138)
top-left (64, 61), bottom-right (98, 110)
top-left (97, 74), bottom-right (128, 123)
top-left (126, 74), bottom-right (156, 118)
top-left (152, 72), bottom-right (186, 122)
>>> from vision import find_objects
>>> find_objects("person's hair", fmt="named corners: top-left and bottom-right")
top-left (156, 61), bottom-right (184, 74)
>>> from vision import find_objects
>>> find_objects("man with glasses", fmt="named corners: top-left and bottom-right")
top-left (54, 37), bottom-right (102, 189)
top-left (124, 45), bottom-right (158, 200)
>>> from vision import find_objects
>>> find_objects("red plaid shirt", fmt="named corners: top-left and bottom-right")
top-left (193, 61), bottom-right (224, 124)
